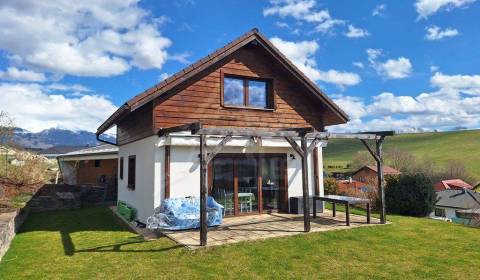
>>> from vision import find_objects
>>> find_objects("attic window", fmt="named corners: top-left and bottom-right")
top-left (223, 75), bottom-right (273, 109)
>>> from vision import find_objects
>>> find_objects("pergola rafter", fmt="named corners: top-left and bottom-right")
top-left (158, 122), bottom-right (394, 246)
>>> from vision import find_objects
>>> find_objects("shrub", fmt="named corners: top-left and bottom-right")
top-left (385, 173), bottom-right (436, 216)
top-left (323, 177), bottom-right (339, 195)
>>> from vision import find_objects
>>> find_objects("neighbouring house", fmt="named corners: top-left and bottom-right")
top-left (38, 145), bottom-right (86, 159)
top-left (57, 144), bottom-right (118, 201)
top-left (95, 29), bottom-right (352, 224)
top-left (352, 165), bottom-right (401, 184)
top-left (434, 179), bottom-right (473, 192)
top-left (337, 178), bottom-right (370, 194)
top-left (430, 189), bottom-right (480, 225)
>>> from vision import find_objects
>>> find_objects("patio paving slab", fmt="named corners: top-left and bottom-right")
top-left (159, 209), bottom-right (386, 249)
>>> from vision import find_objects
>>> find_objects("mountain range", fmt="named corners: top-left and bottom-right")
top-left (12, 128), bottom-right (115, 149)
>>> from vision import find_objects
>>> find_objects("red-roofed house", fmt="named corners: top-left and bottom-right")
top-left (352, 165), bottom-right (401, 184)
top-left (434, 179), bottom-right (473, 192)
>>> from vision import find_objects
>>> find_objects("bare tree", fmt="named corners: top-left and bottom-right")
top-left (385, 147), bottom-right (417, 172)
top-left (0, 111), bottom-right (14, 146)
top-left (351, 151), bottom-right (375, 169)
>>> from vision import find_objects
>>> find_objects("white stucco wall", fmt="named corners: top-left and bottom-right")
top-left (429, 206), bottom-right (458, 220)
top-left (119, 134), bottom-right (326, 222)
top-left (167, 136), bottom-right (325, 211)
top-left (117, 136), bottom-right (163, 223)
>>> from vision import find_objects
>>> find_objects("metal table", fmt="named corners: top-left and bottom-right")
top-left (312, 195), bottom-right (371, 226)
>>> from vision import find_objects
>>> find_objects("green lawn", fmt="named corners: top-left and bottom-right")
top-left (324, 129), bottom-right (480, 180)
top-left (1, 207), bottom-right (479, 280)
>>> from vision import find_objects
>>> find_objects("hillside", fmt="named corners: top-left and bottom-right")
top-left (323, 129), bottom-right (480, 180)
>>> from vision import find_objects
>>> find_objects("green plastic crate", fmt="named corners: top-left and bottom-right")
top-left (117, 201), bottom-right (136, 221)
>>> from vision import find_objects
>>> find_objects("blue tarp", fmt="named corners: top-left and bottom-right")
top-left (146, 197), bottom-right (224, 230)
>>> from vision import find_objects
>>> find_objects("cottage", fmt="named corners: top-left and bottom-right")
top-left (352, 165), bottom-right (401, 184)
top-left (431, 189), bottom-right (480, 225)
top-left (96, 29), bottom-right (391, 246)
top-left (57, 144), bottom-right (118, 201)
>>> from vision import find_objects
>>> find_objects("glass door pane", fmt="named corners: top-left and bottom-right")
top-left (261, 157), bottom-right (282, 212)
top-left (235, 158), bottom-right (258, 214)
top-left (211, 158), bottom-right (234, 216)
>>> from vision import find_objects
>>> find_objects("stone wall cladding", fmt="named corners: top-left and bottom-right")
top-left (0, 208), bottom-right (29, 261)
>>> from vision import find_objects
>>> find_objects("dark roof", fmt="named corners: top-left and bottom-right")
top-left (57, 144), bottom-right (118, 159)
top-left (435, 189), bottom-right (480, 209)
top-left (39, 145), bottom-right (86, 155)
top-left (97, 28), bottom-right (349, 135)
top-left (353, 165), bottom-right (401, 176)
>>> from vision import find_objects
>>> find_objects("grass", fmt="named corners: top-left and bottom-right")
top-left (1, 207), bottom-right (479, 279)
top-left (324, 129), bottom-right (480, 179)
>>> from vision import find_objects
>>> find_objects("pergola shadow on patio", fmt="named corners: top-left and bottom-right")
top-left (160, 209), bottom-right (384, 249)
top-left (159, 122), bottom-right (394, 247)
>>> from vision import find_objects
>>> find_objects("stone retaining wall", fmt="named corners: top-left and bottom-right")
top-left (0, 208), bottom-right (29, 261)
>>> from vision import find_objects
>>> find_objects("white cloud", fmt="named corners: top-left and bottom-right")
top-left (0, 1), bottom-right (172, 77)
top-left (415, 0), bottom-right (477, 19)
top-left (372, 4), bottom-right (386, 16)
top-left (0, 82), bottom-right (117, 132)
top-left (158, 73), bottom-right (170, 81)
top-left (47, 83), bottom-right (91, 93)
top-left (430, 65), bottom-right (439, 72)
top-left (0, 67), bottom-right (46, 82)
top-left (431, 72), bottom-right (480, 94)
top-left (270, 37), bottom-right (361, 88)
top-left (330, 71), bottom-right (480, 132)
top-left (263, 0), bottom-right (345, 34)
top-left (352, 62), bottom-right (365, 69)
top-left (367, 49), bottom-right (412, 79)
top-left (425, 25), bottom-right (459, 40)
top-left (344, 25), bottom-right (370, 38)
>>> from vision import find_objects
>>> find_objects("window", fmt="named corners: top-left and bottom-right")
top-left (119, 157), bottom-right (124, 180)
top-left (127, 156), bottom-right (136, 190)
top-left (435, 208), bottom-right (446, 217)
top-left (223, 75), bottom-right (272, 109)
top-left (94, 159), bottom-right (101, 168)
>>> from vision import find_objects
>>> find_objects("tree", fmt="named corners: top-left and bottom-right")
top-left (0, 111), bottom-right (14, 146)
top-left (323, 177), bottom-right (339, 195)
top-left (385, 173), bottom-right (436, 216)
top-left (385, 147), bottom-right (416, 172)
top-left (351, 151), bottom-right (375, 169)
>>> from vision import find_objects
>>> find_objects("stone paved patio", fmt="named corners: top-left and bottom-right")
top-left (160, 209), bottom-right (384, 249)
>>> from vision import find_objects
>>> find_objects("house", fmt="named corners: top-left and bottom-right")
top-left (57, 144), bottom-right (118, 201)
top-left (95, 28), bottom-right (352, 224)
top-left (337, 178), bottom-right (370, 195)
top-left (434, 179), bottom-right (473, 192)
top-left (352, 165), bottom-right (401, 184)
top-left (430, 189), bottom-right (480, 225)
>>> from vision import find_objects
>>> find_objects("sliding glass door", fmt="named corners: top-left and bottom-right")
top-left (210, 154), bottom-right (287, 216)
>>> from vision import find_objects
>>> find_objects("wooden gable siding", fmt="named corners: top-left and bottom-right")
top-left (153, 44), bottom-right (326, 131)
top-left (117, 102), bottom-right (153, 145)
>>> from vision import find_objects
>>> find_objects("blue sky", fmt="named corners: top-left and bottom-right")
top-left (0, 0), bottom-right (479, 133)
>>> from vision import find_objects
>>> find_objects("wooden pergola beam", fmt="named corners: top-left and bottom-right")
top-left (158, 122), bottom-right (202, 136)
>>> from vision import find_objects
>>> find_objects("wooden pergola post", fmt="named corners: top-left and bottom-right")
top-left (300, 135), bottom-right (311, 232)
top-left (361, 135), bottom-right (387, 224)
top-left (199, 134), bottom-right (207, 246)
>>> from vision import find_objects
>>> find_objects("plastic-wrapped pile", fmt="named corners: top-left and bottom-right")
top-left (146, 196), bottom-right (224, 230)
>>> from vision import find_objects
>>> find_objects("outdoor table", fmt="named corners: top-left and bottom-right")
top-left (312, 195), bottom-right (371, 226)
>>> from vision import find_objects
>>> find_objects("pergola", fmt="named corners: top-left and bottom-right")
top-left (158, 122), bottom-right (394, 246)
